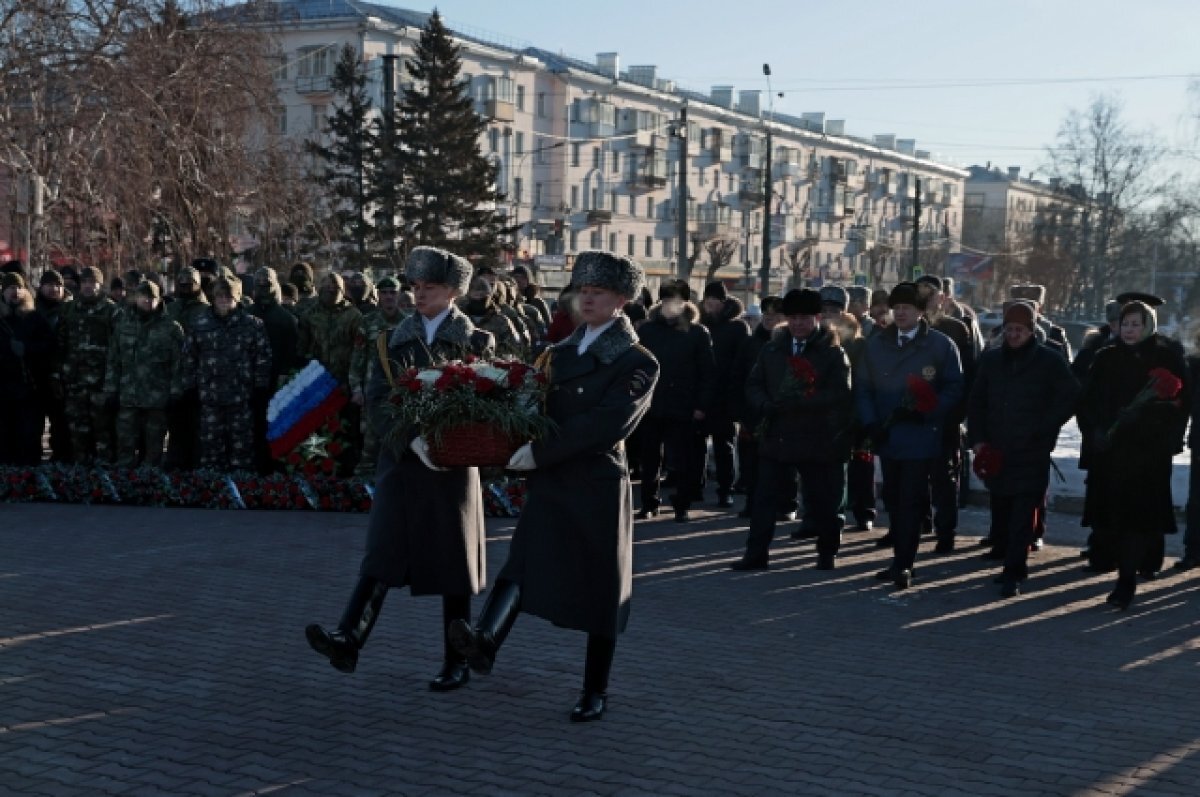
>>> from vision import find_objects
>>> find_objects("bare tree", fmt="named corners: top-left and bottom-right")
top-left (783, 239), bottom-right (816, 290)
top-left (703, 237), bottom-right (739, 283)
top-left (1046, 94), bottom-right (1170, 315)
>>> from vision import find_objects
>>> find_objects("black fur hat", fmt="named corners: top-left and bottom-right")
top-left (1009, 284), bottom-right (1046, 304)
top-left (405, 246), bottom-right (473, 294)
top-left (888, 282), bottom-right (927, 310)
top-left (572, 250), bottom-right (644, 299)
top-left (658, 278), bottom-right (691, 302)
top-left (782, 288), bottom-right (822, 316)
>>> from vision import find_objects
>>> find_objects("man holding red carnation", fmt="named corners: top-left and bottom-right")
top-left (854, 282), bottom-right (964, 589)
top-left (731, 288), bottom-right (852, 571)
top-left (966, 301), bottom-right (1079, 598)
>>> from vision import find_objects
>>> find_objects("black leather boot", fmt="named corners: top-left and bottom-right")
top-left (448, 580), bottom-right (520, 675)
top-left (571, 634), bottom-right (614, 723)
top-left (305, 576), bottom-right (387, 673)
top-left (430, 595), bottom-right (471, 692)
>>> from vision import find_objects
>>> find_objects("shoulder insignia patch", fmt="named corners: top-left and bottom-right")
top-left (629, 369), bottom-right (652, 398)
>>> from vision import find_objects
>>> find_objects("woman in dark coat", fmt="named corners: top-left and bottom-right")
top-left (1078, 301), bottom-right (1188, 609)
top-left (967, 302), bottom-right (1079, 597)
top-left (450, 251), bottom-right (659, 722)
top-left (305, 247), bottom-right (493, 691)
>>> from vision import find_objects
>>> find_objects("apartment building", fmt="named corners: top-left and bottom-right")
top-left (267, 0), bottom-right (966, 293)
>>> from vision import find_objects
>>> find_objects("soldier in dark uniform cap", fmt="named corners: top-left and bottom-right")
top-left (450, 250), bottom-right (659, 722)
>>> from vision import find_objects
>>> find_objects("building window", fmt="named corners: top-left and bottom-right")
top-left (297, 46), bottom-right (330, 78)
top-left (310, 104), bottom-right (327, 133)
top-left (592, 188), bottom-right (601, 209)
top-left (536, 92), bottom-right (547, 117)
top-left (572, 143), bottom-right (581, 166)
top-left (609, 232), bottom-right (617, 251)
top-left (515, 132), bottom-right (525, 155)
top-left (645, 236), bottom-right (653, 257)
top-left (489, 128), bottom-right (499, 153)
top-left (611, 191), bottom-right (619, 214)
top-left (513, 178), bottom-right (523, 204)
top-left (665, 238), bottom-right (674, 259)
top-left (570, 186), bottom-right (579, 209)
top-left (534, 183), bottom-right (543, 207)
top-left (516, 85), bottom-right (525, 111)
top-left (612, 152), bottom-right (620, 174)
top-left (647, 197), bottom-right (655, 218)
top-left (276, 107), bottom-right (287, 135)
top-left (590, 230), bottom-right (601, 248)
top-left (570, 230), bottom-right (579, 250)
top-left (627, 234), bottom-right (635, 256)
top-left (593, 147), bottom-right (601, 169)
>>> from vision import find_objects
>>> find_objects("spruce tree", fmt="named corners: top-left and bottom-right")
top-left (392, 11), bottom-right (510, 261)
top-left (306, 43), bottom-right (379, 268)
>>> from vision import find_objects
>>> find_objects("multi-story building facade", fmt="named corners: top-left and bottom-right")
top-left (959, 164), bottom-right (1087, 308)
top-left (267, 1), bottom-right (966, 294)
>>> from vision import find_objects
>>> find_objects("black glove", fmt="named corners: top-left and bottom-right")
top-left (890, 406), bottom-right (924, 425)
top-left (104, 395), bottom-right (120, 413)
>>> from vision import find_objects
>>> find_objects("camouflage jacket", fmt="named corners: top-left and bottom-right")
top-left (104, 305), bottom-right (185, 409)
top-left (56, 296), bottom-right (120, 389)
top-left (166, 295), bottom-right (211, 334)
top-left (349, 307), bottom-right (406, 396)
top-left (467, 309), bottom-right (523, 360)
top-left (184, 306), bottom-right (273, 406)
top-left (298, 298), bottom-right (362, 384)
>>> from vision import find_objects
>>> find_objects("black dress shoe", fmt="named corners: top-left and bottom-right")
top-left (874, 533), bottom-right (895, 548)
top-left (854, 519), bottom-right (874, 532)
top-left (875, 567), bottom-right (896, 581)
top-left (981, 548), bottom-right (1005, 561)
top-left (674, 508), bottom-right (692, 523)
top-left (934, 538), bottom-right (955, 554)
top-left (1000, 580), bottom-right (1020, 598)
top-left (1106, 585), bottom-right (1134, 611)
top-left (790, 526), bottom-right (818, 541)
top-left (978, 537), bottom-right (994, 548)
top-left (815, 554), bottom-right (835, 571)
top-left (1030, 538), bottom-right (1044, 552)
top-left (634, 507), bottom-right (658, 520)
top-left (730, 557), bottom-right (769, 571)
top-left (429, 661), bottom-right (471, 692)
top-left (893, 569), bottom-right (913, 589)
top-left (716, 494), bottom-right (735, 509)
top-left (305, 624), bottom-right (359, 673)
top-left (570, 691), bottom-right (607, 722)
top-left (777, 511), bottom-right (797, 522)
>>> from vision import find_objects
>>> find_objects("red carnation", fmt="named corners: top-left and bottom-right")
top-left (1148, 367), bottom-right (1183, 401)
top-left (322, 459), bottom-right (335, 474)
top-left (904, 374), bottom-right (939, 414)
top-left (328, 441), bottom-right (344, 456)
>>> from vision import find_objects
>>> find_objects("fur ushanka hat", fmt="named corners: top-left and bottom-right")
top-left (404, 246), bottom-right (473, 294)
top-left (571, 250), bottom-right (644, 300)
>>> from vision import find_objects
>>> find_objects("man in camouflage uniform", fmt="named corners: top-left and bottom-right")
top-left (299, 271), bottom-right (363, 474)
top-left (56, 266), bottom-right (120, 463)
top-left (164, 265), bottom-right (210, 471)
top-left (288, 262), bottom-right (320, 319)
top-left (104, 281), bottom-right (185, 467)
top-left (250, 266), bottom-right (299, 472)
top-left (349, 275), bottom-right (406, 478)
top-left (185, 275), bottom-right (272, 472)
top-left (346, 271), bottom-right (378, 315)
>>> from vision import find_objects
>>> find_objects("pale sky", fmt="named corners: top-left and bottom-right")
top-left (419, 0), bottom-right (1199, 179)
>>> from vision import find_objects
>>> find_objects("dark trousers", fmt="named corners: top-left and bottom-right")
top-left (640, 417), bottom-right (704, 510)
top-left (737, 435), bottom-right (759, 503)
top-left (706, 413), bottom-right (737, 497)
top-left (881, 457), bottom-right (936, 572)
top-left (165, 393), bottom-right (200, 471)
top-left (0, 398), bottom-right (43, 466)
top-left (926, 433), bottom-right (961, 540)
top-left (989, 491), bottom-right (1041, 582)
top-left (40, 392), bottom-right (72, 463)
top-left (1117, 533), bottom-right (1155, 589)
top-left (1185, 454), bottom-right (1200, 560)
top-left (745, 457), bottom-right (845, 562)
top-left (848, 453), bottom-right (877, 525)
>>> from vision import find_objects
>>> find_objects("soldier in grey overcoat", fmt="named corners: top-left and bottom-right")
top-left (306, 247), bottom-right (493, 692)
top-left (450, 251), bottom-right (659, 723)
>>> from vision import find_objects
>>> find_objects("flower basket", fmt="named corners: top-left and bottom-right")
top-left (428, 422), bottom-right (521, 468)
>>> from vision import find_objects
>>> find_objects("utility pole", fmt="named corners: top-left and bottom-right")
top-left (381, 54), bottom-right (398, 262)
top-left (675, 106), bottom-right (689, 278)
top-left (910, 176), bottom-right (921, 280)
top-left (760, 63), bottom-right (774, 299)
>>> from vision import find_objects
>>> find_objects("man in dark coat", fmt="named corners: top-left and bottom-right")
top-left (450, 250), bottom-right (658, 723)
top-left (700, 280), bottom-right (750, 508)
top-left (0, 272), bottom-right (55, 465)
top-left (728, 295), bottom-right (785, 518)
top-left (917, 275), bottom-right (976, 552)
top-left (732, 288), bottom-right (853, 571)
top-left (33, 268), bottom-right (72, 462)
top-left (635, 279), bottom-right (716, 521)
top-left (306, 246), bottom-right (493, 693)
top-left (1010, 283), bottom-right (1072, 360)
top-left (854, 282), bottom-right (964, 589)
top-left (968, 302), bottom-right (1079, 597)
top-left (164, 265), bottom-right (210, 471)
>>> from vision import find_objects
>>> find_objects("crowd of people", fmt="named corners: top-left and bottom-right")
top-left (4, 248), bottom-right (1196, 720)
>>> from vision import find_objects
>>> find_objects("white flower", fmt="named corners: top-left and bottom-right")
top-left (416, 369), bottom-right (441, 386)
top-left (472, 364), bottom-right (507, 383)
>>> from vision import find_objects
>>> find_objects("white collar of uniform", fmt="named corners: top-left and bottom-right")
top-left (421, 307), bottom-right (452, 345)
top-left (578, 317), bottom-right (618, 355)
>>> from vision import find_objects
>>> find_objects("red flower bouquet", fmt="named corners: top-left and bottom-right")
top-left (1104, 366), bottom-right (1184, 444)
top-left (972, 444), bottom-right (1005, 480)
top-left (385, 359), bottom-right (553, 468)
top-left (784, 356), bottom-right (818, 399)
top-left (903, 374), bottom-right (939, 413)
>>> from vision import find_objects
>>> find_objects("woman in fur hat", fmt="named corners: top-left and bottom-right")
top-left (1078, 301), bottom-right (1188, 609)
top-left (305, 247), bottom-right (495, 692)
top-left (449, 251), bottom-right (659, 722)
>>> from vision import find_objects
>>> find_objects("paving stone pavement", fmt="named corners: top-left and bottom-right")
top-left (2, 498), bottom-right (1200, 796)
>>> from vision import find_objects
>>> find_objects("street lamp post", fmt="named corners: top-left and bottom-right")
top-left (759, 64), bottom-right (774, 300)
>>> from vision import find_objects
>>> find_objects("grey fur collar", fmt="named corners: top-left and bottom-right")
top-left (389, 305), bottom-right (476, 348)
top-left (557, 314), bottom-right (638, 364)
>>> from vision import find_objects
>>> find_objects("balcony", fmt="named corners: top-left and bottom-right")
top-left (295, 75), bottom-right (333, 94)
top-left (625, 173), bottom-right (669, 191)
top-left (709, 145), bottom-right (732, 162)
top-left (847, 225), bottom-right (876, 243)
top-left (585, 209), bottom-right (613, 225)
top-left (738, 187), bottom-right (765, 206)
top-left (695, 221), bottom-right (734, 241)
top-left (777, 162), bottom-right (803, 178)
top-left (740, 152), bottom-right (763, 170)
top-left (482, 99), bottom-right (515, 122)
